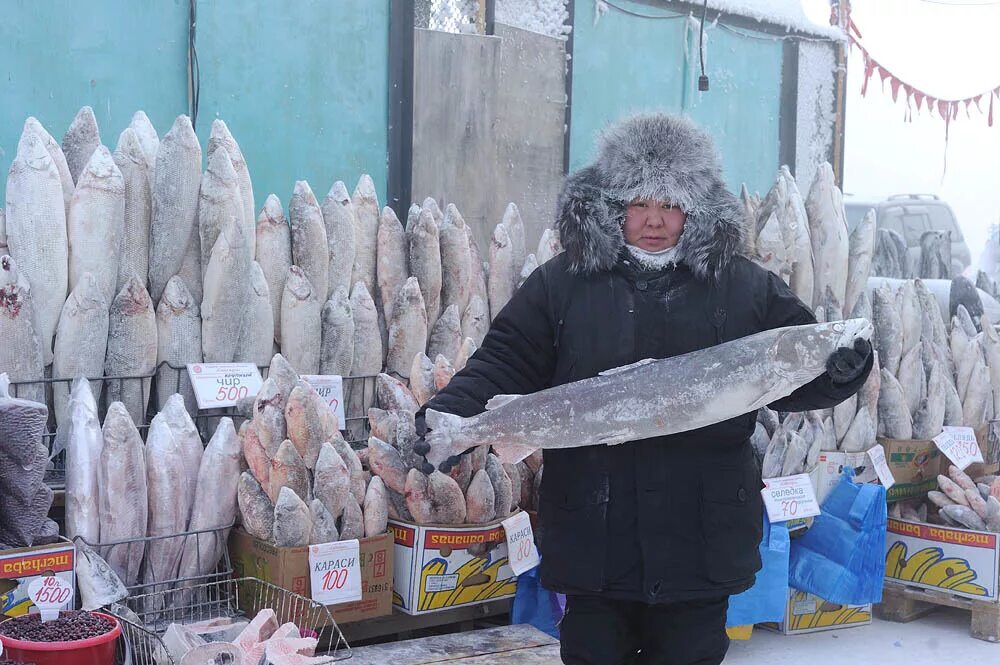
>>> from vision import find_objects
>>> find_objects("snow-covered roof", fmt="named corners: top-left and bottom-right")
top-left (701, 0), bottom-right (845, 40)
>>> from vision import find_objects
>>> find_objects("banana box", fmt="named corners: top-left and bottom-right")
top-left (389, 516), bottom-right (518, 615)
top-left (0, 539), bottom-right (75, 618)
top-left (762, 588), bottom-right (871, 635)
top-left (884, 518), bottom-right (1000, 601)
top-left (811, 451), bottom-right (880, 505)
top-left (878, 438), bottom-right (942, 502)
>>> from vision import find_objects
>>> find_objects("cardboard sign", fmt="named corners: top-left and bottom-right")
top-left (309, 539), bottom-right (362, 605)
top-left (27, 576), bottom-right (73, 621)
top-left (501, 511), bottom-right (540, 575)
top-left (761, 474), bottom-right (821, 523)
top-left (187, 363), bottom-right (263, 409)
top-left (301, 375), bottom-right (347, 429)
top-left (866, 444), bottom-right (896, 489)
top-left (934, 426), bottom-right (983, 470)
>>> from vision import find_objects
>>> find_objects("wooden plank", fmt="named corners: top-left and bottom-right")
top-left (878, 583), bottom-right (1000, 643)
top-left (447, 644), bottom-right (562, 664)
top-left (339, 599), bottom-right (511, 643)
top-left (347, 624), bottom-right (556, 665)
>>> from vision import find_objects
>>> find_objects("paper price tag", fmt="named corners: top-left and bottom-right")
top-left (761, 474), bottom-right (821, 523)
top-left (28, 576), bottom-right (73, 622)
top-left (309, 539), bottom-right (362, 605)
top-left (866, 444), bottom-right (896, 489)
top-left (501, 511), bottom-right (540, 575)
top-left (187, 363), bottom-right (264, 410)
top-left (934, 426), bottom-right (982, 470)
top-left (301, 375), bottom-right (347, 429)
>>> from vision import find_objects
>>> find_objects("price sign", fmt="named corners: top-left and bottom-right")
top-left (761, 474), bottom-right (821, 523)
top-left (866, 444), bottom-right (896, 489)
top-left (187, 363), bottom-right (264, 410)
top-left (301, 375), bottom-right (347, 429)
top-left (309, 539), bottom-right (362, 605)
top-left (28, 576), bottom-right (73, 622)
top-left (501, 511), bottom-right (540, 575)
top-left (934, 426), bottom-right (983, 470)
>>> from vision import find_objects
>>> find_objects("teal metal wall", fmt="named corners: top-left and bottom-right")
top-left (569, 0), bottom-right (783, 196)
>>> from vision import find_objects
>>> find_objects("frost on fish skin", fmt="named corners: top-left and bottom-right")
top-left (872, 286), bottom-right (903, 376)
top-left (233, 261), bottom-right (273, 367)
top-left (62, 106), bottom-right (101, 185)
top-left (806, 163), bottom-right (849, 309)
top-left (427, 304), bottom-right (462, 366)
top-left (309, 499), bottom-right (339, 545)
top-left (376, 373), bottom-right (420, 413)
top-left (321, 285), bottom-right (355, 376)
top-left (404, 469), bottom-right (466, 525)
top-left (207, 119), bottom-right (255, 259)
top-left (284, 380), bottom-right (338, 469)
top-left (368, 436), bottom-right (408, 494)
top-left (99, 403), bottom-right (147, 585)
top-left (280, 266), bottom-right (322, 375)
top-left (202, 214), bottom-right (252, 364)
top-left (440, 204), bottom-right (473, 316)
top-left (364, 476), bottom-right (389, 537)
top-left (321, 181), bottom-right (357, 298)
top-left (105, 277), bottom-right (157, 425)
top-left (407, 208), bottom-right (442, 326)
top-left (351, 174), bottom-right (380, 296)
top-left (877, 369), bottom-right (912, 440)
top-left (268, 439), bottom-right (309, 504)
top-left (290, 180), bottom-right (330, 301)
top-left (433, 354), bottom-right (455, 392)
top-left (53, 272), bottom-right (109, 427)
top-left (273, 487), bottom-right (311, 547)
top-left (339, 494), bottom-right (365, 541)
top-left (488, 223), bottom-right (516, 320)
top-left (377, 205), bottom-right (408, 326)
top-left (409, 352), bottom-right (437, 405)
top-left (313, 442), bottom-right (351, 519)
top-left (198, 146), bottom-right (244, 280)
top-left (256, 194), bottom-right (292, 345)
top-left (386, 277), bottom-right (427, 379)
top-left (113, 127), bottom-right (153, 294)
top-left (68, 145), bottom-right (125, 306)
top-left (465, 469), bottom-right (496, 524)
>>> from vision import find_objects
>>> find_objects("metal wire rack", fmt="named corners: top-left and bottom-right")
top-left (415, 0), bottom-right (488, 34)
top-left (110, 577), bottom-right (350, 664)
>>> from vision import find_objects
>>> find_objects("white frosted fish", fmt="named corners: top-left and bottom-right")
top-left (433, 354), bottom-right (456, 392)
top-left (377, 206), bottom-right (408, 326)
top-left (858, 351), bottom-right (882, 420)
top-left (536, 228), bottom-right (563, 265)
top-left (5, 128), bottom-right (69, 363)
top-left (149, 116), bottom-right (202, 304)
top-left (872, 286), bottom-right (903, 376)
top-left (320, 286), bottom-right (354, 376)
top-left (913, 362), bottom-right (947, 439)
top-left (177, 232), bottom-right (203, 305)
top-left (0, 257), bottom-right (44, 403)
top-left (964, 355), bottom-right (992, 428)
top-left (99, 402), bottom-right (148, 585)
top-left (23, 118), bottom-right (73, 218)
top-left (982, 324), bottom-right (1000, 417)
top-left (897, 345), bottom-right (925, 416)
top-left (202, 215), bottom-right (252, 363)
top-left (441, 204), bottom-right (474, 319)
top-left (234, 262), bottom-right (273, 367)
top-left (424, 319), bottom-right (874, 467)
top-left (504, 202), bottom-right (527, 272)
top-left (62, 106), bottom-right (101, 184)
top-left (409, 353), bottom-right (436, 405)
top-left (160, 393), bottom-right (204, 523)
top-left (428, 304), bottom-right (462, 365)
top-left (279, 266), bottom-right (322, 375)
top-left (454, 337), bottom-right (477, 373)
top-left (849, 291), bottom-right (873, 327)
top-left (351, 175), bottom-right (380, 295)
top-left (781, 167), bottom-right (813, 307)
top-left (113, 128), bottom-right (153, 292)
top-left (105, 278), bottom-right (157, 425)
top-left (313, 442), bottom-right (351, 519)
top-left (310, 499), bottom-right (339, 545)
top-left (128, 111), bottom-right (159, 172)
top-left (273, 487), bottom-right (311, 547)
top-left (198, 146), bottom-right (244, 279)
top-left (386, 277), bottom-right (427, 379)
top-left (951, 325), bottom-right (976, 400)
top-left (752, 212), bottom-right (786, 281)
top-left (207, 120), bottom-right (255, 258)
top-left (68, 145), bottom-right (124, 304)
top-left (845, 209), bottom-right (875, 316)
top-left (519, 254), bottom-right (539, 289)
top-left (364, 476), bottom-right (389, 538)
top-left (821, 285), bottom-right (844, 323)
top-left (64, 379), bottom-right (103, 544)
top-left (177, 418), bottom-right (242, 584)
top-left (955, 305), bottom-right (978, 339)
top-left (462, 295), bottom-right (490, 347)
top-left (52, 273), bottom-right (109, 426)
top-left (944, 376), bottom-right (965, 427)
top-left (408, 207), bottom-right (442, 326)
top-left (348, 282), bottom-right (382, 436)
top-left (290, 181), bottom-right (329, 300)
top-left (423, 197), bottom-right (444, 225)
top-left (832, 394), bottom-right (857, 443)
top-left (255, 195), bottom-right (291, 345)
top-left (321, 181), bottom-right (358, 299)
top-left (840, 406), bottom-right (875, 453)
top-left (143, 415), bottom-right (188, 598)
top-left (237, 472), bottom-right (274, 541)
top-left (807, 163), bottom-right (849, 310)
top-left (877, 369), bottom-right (913, 440)
top-left (488, 223), bottom-right (516, 319)
top-left (285, 379), bottom-right (338, 469)
top-left (898, 281), bottom-right (922, 358)
top-left (155, 277), bottom-right (201, 413)
top-left (468, 232), bottom-right (490, 318)
top-left (75, 540), bottom-right (127, 611)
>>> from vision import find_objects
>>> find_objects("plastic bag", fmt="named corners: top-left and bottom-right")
top-left (726, 515), bottom-right (790, 627)
top-left (511, 564), bottom-right (562, 638)
top-left (788, 468), bottom-right (887, 605)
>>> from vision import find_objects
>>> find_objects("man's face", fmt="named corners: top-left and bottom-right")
top-left (623, 199), bottom-right (686, 252)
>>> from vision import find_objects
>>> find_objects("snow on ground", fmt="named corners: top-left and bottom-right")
top-left (496, 0), bottom-right (571, 39)
top-left (726, 611), bottom-right (998, 664)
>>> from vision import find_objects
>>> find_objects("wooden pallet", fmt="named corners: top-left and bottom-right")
top-left (876, 582), bottom-right (1000, 642)
top-left (346, 624), bottom-right (560, 664)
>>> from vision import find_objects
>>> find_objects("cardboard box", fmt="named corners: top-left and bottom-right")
top-left (389, 517), bottom-right (518, 615)
top-left (229, 529), bottom-right (393, 624)
top-left (0, 539), bottom-right (75, 618)
top-left (762, 588), bottom-right (872, 635)
top-left (963, 424), bottom-right (999, 479)
top-left (884, 517), bottom-right (1000, 602)
top-left (811, 451), bottom-right (880, 505)
top-left (878, 438), bottom-right (942, 502)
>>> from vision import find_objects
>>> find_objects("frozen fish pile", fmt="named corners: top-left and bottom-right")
top-left (891, 465), bottom-right (1000, 533)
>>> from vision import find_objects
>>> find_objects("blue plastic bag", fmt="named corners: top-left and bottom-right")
top-left (726, 515), bottom-right (790, 627)
top-left (788, 468), bottom-right (887, 605)
top-left (512, 564), bottom-right (562, 638)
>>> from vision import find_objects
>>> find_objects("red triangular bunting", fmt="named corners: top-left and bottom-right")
top-left (938, 100), bottom-right (949, 121)
top-left (990, 92), bottom-right (995, 127)
top-left (914, 91), bottom-right (925, 111)
top-left (891, 78), bottom-right (902, 102)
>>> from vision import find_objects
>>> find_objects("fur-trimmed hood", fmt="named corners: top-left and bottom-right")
top-left (555, 114), bottom-right (748, 281)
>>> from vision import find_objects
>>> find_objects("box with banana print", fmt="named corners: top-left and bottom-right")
top-left (764, 589), bottom-right (872, 635)
top-left (389, 516), bottom-right (518, 615)
top-left (885, 518), bottom-right (1000, 600)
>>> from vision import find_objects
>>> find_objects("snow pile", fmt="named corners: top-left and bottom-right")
top-left (794, 42), bottom-right (838, 195)
top-left (705, 0), bottom-right (844, 39)
top-left (496, 0), bottom-right (571, 39)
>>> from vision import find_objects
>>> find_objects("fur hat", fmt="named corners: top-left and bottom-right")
top-left (555, 113), bottom-right (748, 281)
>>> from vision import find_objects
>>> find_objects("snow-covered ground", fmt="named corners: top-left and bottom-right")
top-left (726, 610), bottom-right (998, 664)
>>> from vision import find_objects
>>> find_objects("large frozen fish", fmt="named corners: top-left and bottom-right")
top-left (963, 355), bottom-right (992, 428)
top-left (428, 304), bottom-right (462, 364)
top-left (144, 415), bottom-right (188, 595)
top-left (237, 472), bottom-right (274, 541)
top-left (68, 145), bottom-right (124, 304)
top-left (75, 540), bottom-right (127, 611)
top-left (202, 215), bottom-right (252, 363)
top-left (23, 117), bottom-right (73, 218)
top-left (781, 168), bottom-right (813, 307)
top-left (290, 181), bottom-right (330, 301)
top-left (872, 286), bottom-right (903, 376)
top-left (310, 499), bottom-right (339, 544)
top-left (753, 212), bottom-right (788, 283)
top-left (198, 146), bottom-right (244, 279)
top-left (268, 439), bottom-right (310, 504)
top-left (149, 115), bottom-right (201, 304)
top-left (128, 111), bottom-right (159, 172)
top-left (255, 194), bottom-right (292, 345)
top-left (64, 379), bottom-right (103, 543)
top-left (488, 223), bottom-right (516, 319)
top-left (5, 128), bottom-right (69, 363)
top-left (53, 272), bottom-right (109, 426)
top-left (410, 353), bottom-right (436, 405)
top-left (807, 163), bottom-right (849, 310)
top-left (913, 362), bottom-right (947, 439)
top-left (951, 276), bottom-right (984, 329)
top-left (273, 487), bottom-right (311, 547)
top-left (313, 442), bottom-right (351, 519)
top-left (113, 128), bottom-right (153, 292)
top-left (898, 281), bottom-right (922, 359)
top-left (364, 476), bottom-right (389, 537)
top-left (877, 369), bottom-right (913, 440)
top-left (982, 324), bottom-right (1000, 418)
top-left (536, 228), bottom-right (563, 265)
top-left (408, 207), bottom-right (442, 326)
top-left (285, 380), bottom-right (338, 469)
top-left (385, 277), bottom-right (428, 380)
top-left (504, 203), bottom-right (527, 275)
top-left (485, 453), bottom-right (513, 519)
top-left (377, 373), bottom-right (420, 413)
top-left (433, 354), bottom-right (456, 391)
top-left (462, 295), bottom-right (490, 347)
top-left (320, 286), bottom-right (354, 376)
top-left (99, 402), bottom-right (148, 585)
top-left (177, 232), bottom-right (203, 306)
top-left (155, 276), bottom-right (201, 413)
top-left (424, 319), bottom-right (874, 467)
top-left (347, 282), bottom-right (382, 437)
top-left (368, 436), bottom-right (408, 494)
top-left (62, 106), bottom-right (101, 184)
top-left (351, 175), bottom-right (380, 295)
top-left (321, 181), bottom-right (358, 298)
top-left (845, 209), bottom-right (875, 316)
top-left (377, 206), bottom-right (408, 327)
top-left (404, 469), bottom-right (466, 525)
top-left (469, 232), bottom-right (491, 320)
top-left (0, 256), bottom-right (45, 403)
top-left (840, 405), bottom-right (875, 454)
top-left (918, 230), bottom-right (952, 280)
top-left (160, 393), bottom-right (204, 522)
top-left (280, 266), bottom-right (322, 375)
top-left (234, 262), bottom-right (273, 367)
top-left (207, 120), bottom-right (255, 258)
top-left (897, 345), bottom-right (925, 416)
top-left (440, 204), bottom-right (473, 317)
top-left (105, 277), bottom-right (157, 425)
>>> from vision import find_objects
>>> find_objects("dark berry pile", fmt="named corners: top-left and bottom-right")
top-left (0, 611), bottom-right (114, 642)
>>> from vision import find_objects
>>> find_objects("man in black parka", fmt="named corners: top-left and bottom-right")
top-left (415, 114), bottom-right (873, 665)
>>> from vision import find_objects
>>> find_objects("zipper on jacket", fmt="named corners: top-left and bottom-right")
top-left (713, 307), bottom-right (727, 344)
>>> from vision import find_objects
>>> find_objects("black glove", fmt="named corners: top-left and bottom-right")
top-left (826, 338), bottom-right (872, 384)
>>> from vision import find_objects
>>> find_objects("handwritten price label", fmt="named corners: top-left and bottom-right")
top-left (501, 511), bottom-right (540, 575)
top-left (301, 376), bottom-right (347, 429)
top-left (934, 426), bottom-right (982, 470)
top-left (309, 539), bottom-right (362, 605)
top-left (761, 474), bottom-right (821, 523)
top-left (187, 363), bottom-right (263, 410)
top-left (866, 444), bottom-right (896, 489)
top-left (28, 576), bottom-right (73, 622)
